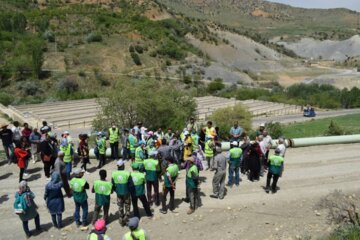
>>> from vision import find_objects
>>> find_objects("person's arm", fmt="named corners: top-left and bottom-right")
top-left (91, 185), bottom-right (95, 193)
top-left (84, 182), bottom-right (89, 190)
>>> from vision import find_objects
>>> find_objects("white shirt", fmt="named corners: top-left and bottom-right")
top-left (11, 126), bottom-right (22, 141)
top-left (277, 143), bottom-right (286, 157)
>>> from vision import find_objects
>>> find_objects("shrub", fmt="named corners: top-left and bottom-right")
top-left (325, 121), bottom-right (344, 136)
top-left (265, 122), bottom-right (284, 139)
top-left (0, 92), bottom-right (14, 106)
top-left (129, 45), bottom-right (135, 53)
top-left (208, 104), bottom-right (252, 140)
top-left (21, 81), bottom-right (39, 96)
top-left (43, 30), bottom-right (55, 42)
top-left (86, 32), bottom-right (103, 43)
top-left (58, 76), bottom-right (79, 93)
top-left (131, 52), bottom-right (142, 65)
top-left (207, 78), bottom-right (225, 94)
top-left (134, 45), bottom-right (144, 54)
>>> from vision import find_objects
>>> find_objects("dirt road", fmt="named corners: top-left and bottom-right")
top-left (253, 108), bottom-right (360, 127)
top-left (1, 143), bottom-right (359, 240)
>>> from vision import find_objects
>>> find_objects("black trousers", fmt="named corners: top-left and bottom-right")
top-left (266, 172), bottom-right (280, 191)
top-left (110, 142), bottom-right (119, 159)
top-left (19, 168), bottom-right (25, 182)
top-left (43, 160), bottom-right (54, 178)
top-left (131, 194), bottom-right (152, 218)
top-left (92, 204), bottom-right (110, 224)
top-left (161, 187), bottom-right (175, 211)
top-left (146, 180), bottom-right (160, 205)
top-left (98, 154), bottom-right (106, 168)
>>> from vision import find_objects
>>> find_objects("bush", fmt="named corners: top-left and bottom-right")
top-left (265, 122), bottom-right (284, 139)
top-left (134, 45), bottom-right (144, 54)
top-left (207, 78), bottom-right (225, 94)
top-left (325, 121), bottom-right (344, 136)
top-left (86, 32), bottom-right (103, 43)
top-left (208, 104), bottom-right (252, 140)
top-left (57, 76), bottom-right (79, 93)
top-left (21, 81), bottom-right (39, 96)
top-left (322, 226), bottom-right (360, 240)
top-left (129, 45), bottom-right (135, 53)
top-left (43, 30), bottom-right (55, 42)
top-left (131, 52), bottom-right (142, 65)
top-left (0, 92), bottom-right (14, 106)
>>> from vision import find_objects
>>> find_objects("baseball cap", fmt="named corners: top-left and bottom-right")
top-left (116, 160), bottom-right (125, 167)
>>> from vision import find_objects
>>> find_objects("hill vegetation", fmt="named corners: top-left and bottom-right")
top-left (157, 0), bottom-right (359, 41)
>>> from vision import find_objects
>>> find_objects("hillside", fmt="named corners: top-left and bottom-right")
top-left (157, 0), bottom-right (359, 40)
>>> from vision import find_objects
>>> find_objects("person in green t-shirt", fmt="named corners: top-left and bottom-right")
top-left (129, 163), bottom-right (153, 219)
top-left (69, 168), bottom-right (89, 227)
top-left (160, 157), bottom-right (179, 214)
top-left (186, 157), bottom-right (199, 215)
top-left (265, 148), bottom-right (284, 194)
top-left (91, 169), bottom-right (113, 224)
top-left (144, 151), bottom-right (160, 206)
top-left (111, 160), bottom-right (131, 227)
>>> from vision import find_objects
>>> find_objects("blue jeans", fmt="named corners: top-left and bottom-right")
top-left (3, 143), bottom-right (14, 164)
top-left (74, 201), bottom-right (88, 224)
top-left (22, 214), bottom-right (40, 236)
top-left (228, 163), bottom-right (240, 185)
top-left (65, 162), bottom-right (72, 179)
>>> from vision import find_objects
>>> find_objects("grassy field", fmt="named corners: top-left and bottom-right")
top-left (282, 114), bottom-right (360, 138)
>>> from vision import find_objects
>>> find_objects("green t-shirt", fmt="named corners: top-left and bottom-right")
top-left (131, 171), bottom-right (145, 197)
top-left (69, 177), bottom-right (88, 203)
top-left (144, 158), bottom-right (159, 182)
top-left (94, 180), bottom-right (112, 206)
top-left (164, 164), bottom-right (179, 188)
top-left (269, 155), bottom-right (284, 175)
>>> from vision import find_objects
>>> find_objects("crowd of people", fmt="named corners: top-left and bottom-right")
top-left (0, 118), bottom-right (286, 239)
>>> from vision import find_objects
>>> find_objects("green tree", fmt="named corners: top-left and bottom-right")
top-left (93, 79), bottom-right (196, 130)
top-left (208, 104), bottom-right (252, 140)
top-left (30, 39), bottom-right (44, 79)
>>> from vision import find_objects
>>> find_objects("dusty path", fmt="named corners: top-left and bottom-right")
top-left (253, 108), bottom-right (360, 127)
top-left (0, 143), bottom-right (359, 240)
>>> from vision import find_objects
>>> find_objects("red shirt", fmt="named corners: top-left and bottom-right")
top-left (14, 147), bottom-right (28, 169)
top-left (22, 128), bottom-right (32, 138)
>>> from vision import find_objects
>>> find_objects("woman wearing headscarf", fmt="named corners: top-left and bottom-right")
top-left (246, 137), bottom-right (263, 182)
top-left (14, 181), bottom-right (41, 238)
top-left (44, 171), bottom-right (65, 229)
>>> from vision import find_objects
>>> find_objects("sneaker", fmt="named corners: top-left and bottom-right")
top-left (76, 221), bottom-right (82, 227)
top-left (210, 194), bottom-right (218, 199)
top-left (80, 226), bottom-right (89, 231)
top-left (24, 173), bottom-right (29, 177)
top-left (182, 198), bottom-right (190, 203)
top-left (265, 187), bottom-right (270, 193)
top-left (159, 209), bottom-right (167, 214)
top-left (26, 233), bottom-right (32, 239)
top-left (187, 208), bottom-right (195, 215)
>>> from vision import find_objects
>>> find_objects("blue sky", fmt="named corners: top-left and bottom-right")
top-left (267, 0), bottom-right (360, 11)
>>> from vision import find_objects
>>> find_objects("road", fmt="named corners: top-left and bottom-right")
top-left (1, 143), bottom-right (359, 239)
top-left (252, 108), bottom-right (360, 127)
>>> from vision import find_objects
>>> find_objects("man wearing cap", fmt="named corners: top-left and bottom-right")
top-left (256, 123), bottom-right (266, 136)
top-left (265, 148), bottom-right (284, 194)
top-left (210, 146), bottom-right (227, 199)
top-left (69, 168), bottom-right (89, 227)
top-left (186, 156), bottom-right (200, 215)
top-left (134, 141), bottom-right (146, 166)
top-left (97, 132), bottom-right (107, 169)
top-left (122, 217), bottom-right (149, 240)
top-left (112, 160), bottom-right (131, 226)
top-left (128, 129), bottom-right (137, 161)
top-left (227, 141), bottom-right (243, 187)
top-left (92, 169), bottom-right (113, 224)
top-left (87, 219), bottom-right (112, 240)
top-left (204, 135), bottom-right (215, 170)
top-left (143, 151), bottom-right (160, 206)
top-left (164, 128), bottom-right (173, 144)
top-left (109, 123), bottom-right (120, 160)
top-left (160, 157), bottom-right (179, 214)
top-left (129, 163), bottom-right (153, 218)
top-left (0, 123), bottom-right (14, 165)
